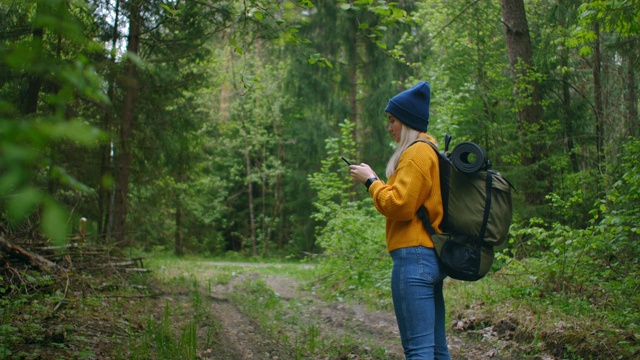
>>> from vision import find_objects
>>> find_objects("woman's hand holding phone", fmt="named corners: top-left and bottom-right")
top-left (342, 156), bottom-right (377, 184)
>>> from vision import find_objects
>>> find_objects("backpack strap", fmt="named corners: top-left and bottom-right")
top-left (410, 138), bottom-right (437, 151)
top-left (444, 133), bottom-right (452, 152)
top-left (410, 138), bottom-right (443, 237)
top-left (478, 171), bottom-right (494, 241)
top-left (417, 206), bottom-right (436, 236)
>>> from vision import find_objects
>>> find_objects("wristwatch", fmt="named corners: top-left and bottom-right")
top-left (364, 177), bottom-right (378, 190)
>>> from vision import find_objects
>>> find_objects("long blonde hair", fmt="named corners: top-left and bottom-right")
top-left (386, 123), bottom-right (421, 178)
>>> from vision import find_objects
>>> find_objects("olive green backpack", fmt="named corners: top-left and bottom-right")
top-left (415, 135), bottom-right (514, 281)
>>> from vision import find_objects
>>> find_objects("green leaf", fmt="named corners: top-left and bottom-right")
top-left (578, 45), bottom-right (592, 57)
top-left (6, 187), bottom-right (41, 221)
top-left (36, 119), bottom-right (105, 146)
top-left (392, 8), bottom-right (405, 20)
top-left (373, 8), bottom-right (391, 16)
top-left (160, 4), bottom-right (176, 16)
top-left (50, 166), bottom-right (93, 193)
top-left (122, 52), bottom-right (145, 68)
top-left (40, 199), bottom-right (69, 245)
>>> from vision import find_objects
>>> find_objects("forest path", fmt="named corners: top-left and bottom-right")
top-left (192, 261), bottom-right (497, 360)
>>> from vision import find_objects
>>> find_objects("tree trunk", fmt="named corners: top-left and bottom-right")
top-left (348, 22), bottom-right (360, 202)
top-left (246, 148), bottom-right (257, 257)
top-left (625, 38), bottom-right (638, 138)
top-left (21, 27), bottom-right (44, 115)
top-left (98, 0), bottom-right (120, 241)
top-left (261, 156), bottom-right (269, 257)
top-left (562, 67), bottom-right (580, 173)
top-left (592, 22), bottom-right (605, 177)
top-left (558, 9), bottom-right (580, 173)
top-left (175, 204), bottom-right (183, 256)
top-left (276, 129), bottom-right (286, 250)
top-left (174, 150), bottom-right (186, 256)
top-left (348, 28), bottom-right (358, 141)
top-left (113, 1), bottom-right (141, 245)
top-left (500, 0), bottom-right (546, 205)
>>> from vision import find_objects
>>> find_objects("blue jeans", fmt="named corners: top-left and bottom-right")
top-left (390, 246), bottom-right (450, 360)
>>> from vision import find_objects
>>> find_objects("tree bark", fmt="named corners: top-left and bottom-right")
top-left (592, 22), bottom-right (604, 177)
top-left (98, 0), bottom-right (120, 240)
top-left (246, 149), bottom-right (257, 257)
top-left (174, 150), bottom-right (185, 256)
top-left (21, 26), bottom-right (44, 115)
top-left (113, 0), bottom-right (141, 245)
top-left (175, 204), bottom-right (183, 256)
top-left (348, 20), bottom-right (360, 202)
top-left (558, 9), bottom-right (580, 173)
top-left (348, 26), bottom-right (359, 142)
top-left (625, 38), bottom-right (638, 138)
top-left (500, 0), bottom-right (546, 205)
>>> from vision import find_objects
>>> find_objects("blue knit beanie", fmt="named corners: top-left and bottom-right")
top-left (384, 81), bottom-right (430, 132)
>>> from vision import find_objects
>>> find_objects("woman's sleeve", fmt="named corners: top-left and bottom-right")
top-left (370, 148), bottom-right (434, 221)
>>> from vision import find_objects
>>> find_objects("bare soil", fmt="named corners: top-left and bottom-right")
top-left (205, 263), bottom-right (405, 359)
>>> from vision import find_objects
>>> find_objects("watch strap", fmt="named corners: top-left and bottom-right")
top-left (365, 177), bottom-right (378, 190)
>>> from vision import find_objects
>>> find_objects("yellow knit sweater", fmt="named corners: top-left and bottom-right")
top-left (368, 133), bottom-right (443, 252)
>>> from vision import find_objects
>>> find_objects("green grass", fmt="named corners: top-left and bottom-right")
top-left (110, 268), bottom-right (217, 360)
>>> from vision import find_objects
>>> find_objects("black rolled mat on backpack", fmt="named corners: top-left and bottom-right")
top-left (450, 142), bottom-right (489, 174)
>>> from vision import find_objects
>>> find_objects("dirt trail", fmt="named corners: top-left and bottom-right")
top-left (203, 264), bottom-right (403, 359)
top-left (198, 262), bottom-right (498, 360)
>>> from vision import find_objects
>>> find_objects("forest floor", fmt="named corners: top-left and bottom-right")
top-left (187, 262), bottom-right (504, 360)
top-left (6, 259), bottom-right (554, 359)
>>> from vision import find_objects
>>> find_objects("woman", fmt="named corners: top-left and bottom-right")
top-left (349, 81), bottom-right (450, 359)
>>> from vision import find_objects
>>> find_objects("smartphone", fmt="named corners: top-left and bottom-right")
top-left (341, 156), bottom-right (352, 166)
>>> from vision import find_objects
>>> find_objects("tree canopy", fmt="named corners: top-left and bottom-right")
top-left (0, 0), bottom-right (637, 259)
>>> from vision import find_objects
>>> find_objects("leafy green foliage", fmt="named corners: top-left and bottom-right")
top-left (308, 120), bottom-right (358, 223)
top-left (0, 0), bottom-right (107, 242)
top-left (572, 0), bottom-right (640, 48)
top-left (412, 0), bottom-right (514, 151)
top-left (308, 120), bottom-right (390, 306)
top-left (336, 0), bottom-right (410, 59)
top-left (503, 139), bottom-right (640, 339)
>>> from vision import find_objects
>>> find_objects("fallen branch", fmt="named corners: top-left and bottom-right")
top-left (37, 243), bottom-right (79, 251)
top-left (0, 235), bottom-right (63, 273)
top-left (103, 289), bottom-right (164, 299)
top-left (107, 260), bottom-right (136, 267)
top-left (53, 272), bottom-right (70, 313)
